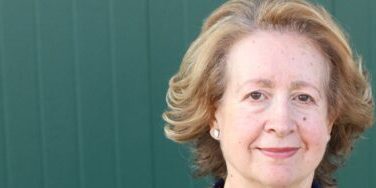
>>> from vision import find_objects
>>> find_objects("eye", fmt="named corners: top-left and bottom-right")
top-left (246, 91), bottom-right (266, 101)
top-left (293, 94), bottom-right (315, 104)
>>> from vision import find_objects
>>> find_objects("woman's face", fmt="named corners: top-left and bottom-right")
top-left (213, 31), bottom-right (332, 188)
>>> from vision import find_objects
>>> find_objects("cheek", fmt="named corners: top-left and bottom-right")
top-left (222, 110), bottom-right (263, 147)
top-left (220, 112), bottom-right (264, 164)
top-left (300, 116), bottom-right (330, 148)
top-left (297, 103), bottom-right (330, 143)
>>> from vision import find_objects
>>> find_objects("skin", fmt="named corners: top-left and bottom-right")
top-left (212, 30), bottom-right (332, 188)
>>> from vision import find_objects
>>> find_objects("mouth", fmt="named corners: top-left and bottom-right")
top-left (257, 147), bottom-right (300, 159)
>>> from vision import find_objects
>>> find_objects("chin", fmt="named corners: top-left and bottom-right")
top-left (251, 169), bottom-right (305, 187)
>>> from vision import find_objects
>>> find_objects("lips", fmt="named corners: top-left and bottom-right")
top-left (257, 147), bottom-right (299, 159)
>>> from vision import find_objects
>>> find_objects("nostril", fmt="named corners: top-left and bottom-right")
top-left (264, 121), bottom-right (296, 138)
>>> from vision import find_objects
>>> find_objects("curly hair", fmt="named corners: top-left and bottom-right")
top-left (162, 0), bottom-right (374, 187)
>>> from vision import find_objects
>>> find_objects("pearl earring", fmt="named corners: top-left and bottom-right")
top-left (211, 128), bottom-right (220, 139)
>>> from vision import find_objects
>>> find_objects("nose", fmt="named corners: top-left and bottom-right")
top-left (264, 97), bottom-right (296, 137)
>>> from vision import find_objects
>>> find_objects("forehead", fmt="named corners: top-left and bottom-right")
top-left (225, 30), bottom-right (330, 90)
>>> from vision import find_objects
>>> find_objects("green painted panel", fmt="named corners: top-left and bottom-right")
top-left (148, 1), bottom-right (191, 187)
top-left (0, 80), bottom-right (6, 187)
top-left (333, 0), bottom-right (374, 187)
top-left (0, 1), bottom-right (8, 187)
top-left (113, 0), bottom-right (153, 187)
top-left (74, 0), bottom-right (116, 187)
top-left (1, 0), bottom-right (44, 187)
top-left (36, 0), bottom-right (79, 188)
top-left (334, 0), bottom-right (371, 62)
top-left (184, 0), bottom-right (227, 47)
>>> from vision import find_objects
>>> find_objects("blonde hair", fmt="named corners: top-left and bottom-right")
top-left (162, 0), bottom-right (374, 186)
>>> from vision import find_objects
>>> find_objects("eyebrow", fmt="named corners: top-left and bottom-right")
top-left (237, 79), bottom-right (322, 97)
top-left (237, 79), bottom-right (274, 93)
top-left (290, 80), bottom-right (322, 98)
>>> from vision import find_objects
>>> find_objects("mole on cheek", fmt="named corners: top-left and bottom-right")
top-left (303, 117), bottom-right (307, 121)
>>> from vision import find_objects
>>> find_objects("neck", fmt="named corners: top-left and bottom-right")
top-left (224, 172), bottom-right (314, 188)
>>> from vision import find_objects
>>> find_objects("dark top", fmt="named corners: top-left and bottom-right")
top-left (213, 178), bottom-right (321, 188)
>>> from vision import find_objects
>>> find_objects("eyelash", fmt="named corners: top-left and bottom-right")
top-left (245, 91), bottom-right (267, 102)
top-left (244, 91), bottom-right (316, 105)
top-left (292, 94), bottom-right (316, 104)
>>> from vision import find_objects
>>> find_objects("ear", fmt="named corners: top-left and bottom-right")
top-left (209, 107), bottom-right (222, 140)
top-left (209, 115), bottom-right (219, 135)
top-left (328, 123), bottom-right (333, 134)
top-left (326, 119), bottom-right (335, 143)
top-left (211, 116), bottom-right (219, 129)
top-left (212, 103), bottom-right (223, 129)
top-left (327, 115), bottom-right (337, 134)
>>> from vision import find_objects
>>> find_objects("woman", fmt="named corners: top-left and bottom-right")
top-left (163, 0), bottom-right (374, 187)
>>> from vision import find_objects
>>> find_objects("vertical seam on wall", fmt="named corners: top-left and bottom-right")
top-left (331, 0), bottom-right (336, 17)
top-left (372, 0), bottom-right (375, 75)
top-left (33, 0), bottom-right (47, 187)
top-left (0, 0), bottom-right (9, 186)
top-left (183, 0), bottom-right (189, 48)
top-left (365, 0), bottom-right (371, 72)
top-left (146, 0), bottom-right (155, 187)
top-left (367, 0), bottom-right (373, 69)
top-left (361, 0), bottom-right (372, 185)
top-left (108, 0), bottom-right (121, 187)
top-left (367, 0), bottom-right (375, 187)
top-left (72, 0), bottom-right (85, 187)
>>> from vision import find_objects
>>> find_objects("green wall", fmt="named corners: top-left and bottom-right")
top-left (0, 0), bottom-right (374, 187)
